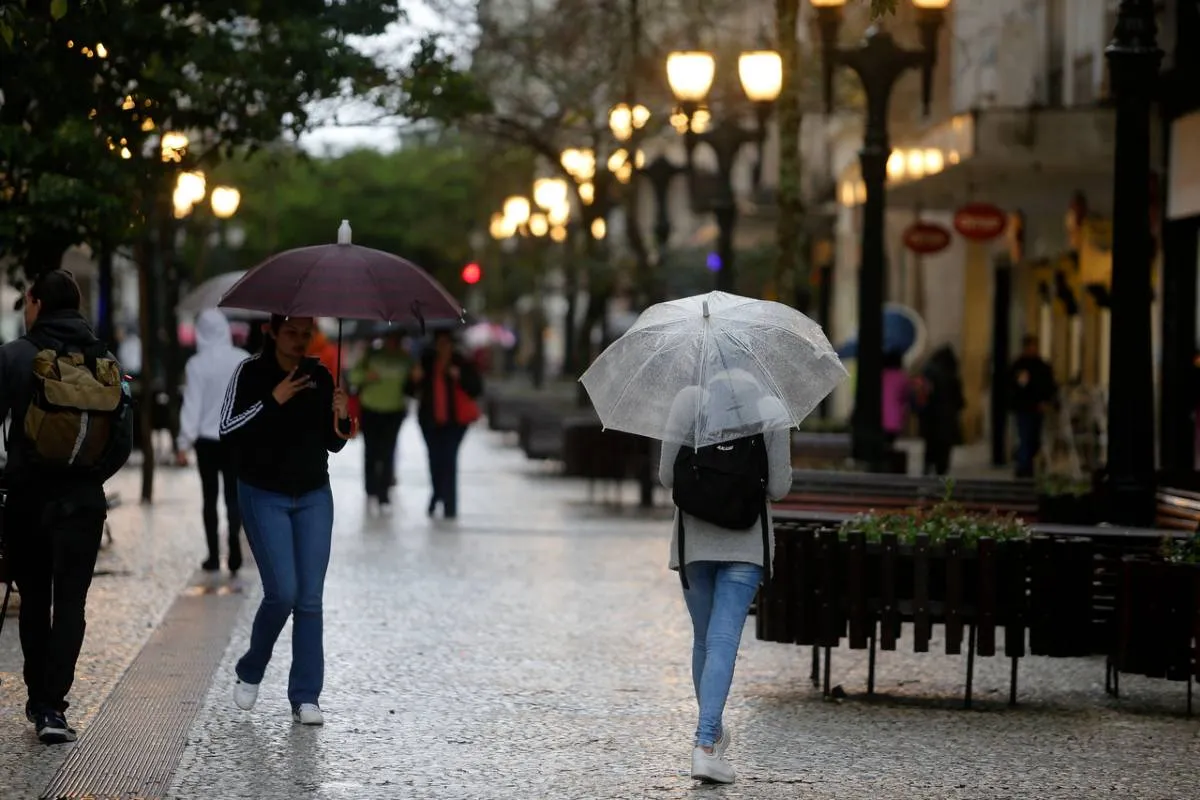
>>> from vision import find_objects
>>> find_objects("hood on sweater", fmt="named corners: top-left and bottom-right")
top-left (28, 310), bottom-right (100, 349)
top-left (195, 308), bottom-right (233, 352)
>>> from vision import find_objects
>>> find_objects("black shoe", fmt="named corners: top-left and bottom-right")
top-left (201, 557), bottom-right (220, 572)
top-left (228, 555), bottom-right (243, 574)
top-left (36, 710), bottom-right (77, 744)
top-left (427, 496), bottom-right (439, 518)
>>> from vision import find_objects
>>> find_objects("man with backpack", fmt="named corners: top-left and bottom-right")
top-left (0, 269), bottom-right (133, 744)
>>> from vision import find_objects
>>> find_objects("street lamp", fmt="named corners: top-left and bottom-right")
top-left (1102, 0), bottom-right (1162, 524)
top-left (815, 0), bottom-right (950, 470)
top-left (665, 47), bottom-right (782, 293)
top-left (210, 186), bottom-right (241, 219)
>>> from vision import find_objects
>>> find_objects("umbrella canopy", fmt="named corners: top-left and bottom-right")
top-left (177, 271), bottom-right (267, 319)
top-left (218, 221), bottom-right (464, 326)
top-left (836, 302), bottom-right (927, 365)
top-left (341, 313), bottom-right (476, 342)
top-left (580, 291), bottom-right (847, 448)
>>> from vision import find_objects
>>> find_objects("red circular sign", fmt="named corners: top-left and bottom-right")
top-left (461, 262), bottom-right (482, 284)
top-left (953, 202), bottom-right (1007, 241)
top-left (902, 221), bottom-right (952, 255)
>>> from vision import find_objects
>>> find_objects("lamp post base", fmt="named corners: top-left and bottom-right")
top-left (1098, 473), bottom-right (1157, 527)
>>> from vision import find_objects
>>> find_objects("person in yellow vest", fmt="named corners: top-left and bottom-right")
top-left (349, 334), bottom-right (411, 514)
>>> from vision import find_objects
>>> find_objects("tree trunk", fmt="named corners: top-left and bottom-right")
top-left (775, 0), bottom-right (803, 306)
top-left (137, 232), bottom-right (156, 504)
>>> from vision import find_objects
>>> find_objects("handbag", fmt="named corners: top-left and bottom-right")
top-left (453, 385), bottom-right (481, 425)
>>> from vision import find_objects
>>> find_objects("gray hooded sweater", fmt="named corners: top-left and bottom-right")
top-left (659, 386), bottom-right (793, 571)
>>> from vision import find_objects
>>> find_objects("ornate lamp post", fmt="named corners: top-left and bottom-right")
top-left (665, 48), bottom-right (782, 292)
top-left (1103, 0), bottom-right (1162, 524)
top-left (813, 0), bottom-right (950, 470)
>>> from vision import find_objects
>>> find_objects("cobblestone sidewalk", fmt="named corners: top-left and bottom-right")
top-left (168, 422), bottom-right (1200, 800)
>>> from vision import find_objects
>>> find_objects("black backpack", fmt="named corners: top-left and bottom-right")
top-left (672, 433), bottom-right (770, 589)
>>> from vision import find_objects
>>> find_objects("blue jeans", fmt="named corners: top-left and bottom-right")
top-left (1015, 411), bottom-right (1044, 478)
top-left (235, 482), bottom-right (334, 708)
top-left (681, 561), bottom-right (763, 747)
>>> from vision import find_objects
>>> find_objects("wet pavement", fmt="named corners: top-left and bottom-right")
top-left (3, 418), bottom-right (1200, 799)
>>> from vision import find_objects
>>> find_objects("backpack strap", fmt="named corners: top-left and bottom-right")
top-left (757, 433), bottom-right (771, 587)
top-left (678, 513), bottom-right (689, 590)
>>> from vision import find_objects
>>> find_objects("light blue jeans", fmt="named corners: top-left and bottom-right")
top-left (681, 561), bottom-right (764, 747)
top-left (235, 482), bottom-right (334, 708)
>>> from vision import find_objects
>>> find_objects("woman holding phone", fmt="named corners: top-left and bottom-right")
top-left (219, 314), bottom-right (353, 725)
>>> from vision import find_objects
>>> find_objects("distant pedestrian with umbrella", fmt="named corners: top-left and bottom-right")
top-left (581, 291), bottom-right (846, 785)
top-left (216, 221), bottom-right (464, 724)
top-left (406, 331), bottom-right (483, 520)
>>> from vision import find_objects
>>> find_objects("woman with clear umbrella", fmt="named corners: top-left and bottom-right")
top-left (581, 291), bottom-right (846, 785)
top-left (658, 371), bottom-right (794, 784)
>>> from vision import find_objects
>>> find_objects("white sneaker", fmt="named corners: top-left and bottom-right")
top-left (292, 703), bottom-right (324, 725)
top-left (691, 746), bottom-right (736, 784)
top-left (233, 679), bottom-right (259, 711)
top-left (714, 726), bottom-right (732, 758)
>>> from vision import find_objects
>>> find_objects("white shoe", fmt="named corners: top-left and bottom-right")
top-left (233, 679), bottom-right (259, 711)
top-left (292, 703), bottom-right (324, 725)
top-left (691, 746), bottom-right (736, 784)
top-left (714, 726), bottom-right (732, 758)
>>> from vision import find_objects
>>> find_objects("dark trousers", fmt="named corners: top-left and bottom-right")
top-left (361, 409), bottom-right (405, 502)
top-left (1015, 411), bottom-right (1044, 479)
top-left (6, 485), bottom-right (106, 713)
top-left (195, 438), bottom-right (242, 571)
top-left (422, 424), bottom-right (466, 517)
top-left (923, 437), bottom-right (952, 476)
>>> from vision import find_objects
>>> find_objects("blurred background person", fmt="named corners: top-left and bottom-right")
top-left (349, 333), bottom-right (411, 514)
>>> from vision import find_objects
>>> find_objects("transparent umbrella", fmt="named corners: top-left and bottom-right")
top-left (579, 291), bottom-right (848, 448)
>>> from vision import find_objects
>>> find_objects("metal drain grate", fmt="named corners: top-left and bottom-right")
top-left (41, 588), bottom-right (244, 800)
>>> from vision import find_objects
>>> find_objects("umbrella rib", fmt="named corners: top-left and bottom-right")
top-left (718, 326), bottom-right (803, 429)
top-left (600, 333), bottom-right (677, 431)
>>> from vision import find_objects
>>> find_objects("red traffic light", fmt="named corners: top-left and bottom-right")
top-left (461, 262), bottom-right (482, 284)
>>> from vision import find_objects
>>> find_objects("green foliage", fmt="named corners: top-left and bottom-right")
top-left (840, 480), bottom-right (1031, 546)
top-left (196, 140), bottom-right (531, 292)
top-left (1161, 535), bottom-right (1200, 564)
top-left (0, 0), bottom-right (483, 281)
top-left (1036, 472), bottom-right (1092, 497)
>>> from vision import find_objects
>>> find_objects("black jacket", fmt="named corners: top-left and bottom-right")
top-left (404, 350), bottom-right (483, 429)
top-left (1009, 355), bottom-right (1057, 414)
top-left (0, 310), bottom-right (133, 495)
top-left (219, 353), bottom-right (351, 496)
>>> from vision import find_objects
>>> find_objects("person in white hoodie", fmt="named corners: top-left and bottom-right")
top-left (176, 309), bottom-right (250, 576)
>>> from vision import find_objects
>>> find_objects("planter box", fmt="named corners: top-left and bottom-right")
top-left (1116, 557), bottom-right (1200, 683)
top-left (757, 525), bottom-right (1095, 705)
top-left (1037, 493), bottom-right (1099, 525)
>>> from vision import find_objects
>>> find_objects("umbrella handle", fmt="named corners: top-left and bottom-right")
top-left (334, 414), bottom-right (359, 440)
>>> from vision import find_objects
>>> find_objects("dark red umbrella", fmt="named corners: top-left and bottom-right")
top-left (218, 221), bottom-right (466, 439)
top-left (217, 221), bottom-right (463, 325)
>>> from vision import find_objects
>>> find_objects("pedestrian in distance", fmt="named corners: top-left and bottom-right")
top-left (0, 269), bottom-right (133, 744)
top-left (658, 374), bottom-right (793, 785)
top-left (349, 332), bottom-right (411, 515)
top-left (405, 330), bottom-right (483, 520)
top-left (1009, 334), bottom-right (1057, 478)
top-left (175, 308), bottom-right (250, 577)
top-left (910, 345), bottom-right (965, 476)
top-left (220, 314), bottom-right (352, 726)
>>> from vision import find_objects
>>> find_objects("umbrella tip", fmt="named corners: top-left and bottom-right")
top-left (702, 300), bottom-right (710, 319)
top-left (337, 220), bottom-right (352, 245)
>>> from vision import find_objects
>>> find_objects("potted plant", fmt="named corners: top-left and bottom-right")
top-left (1035, 472), bottom-right (1097, 525)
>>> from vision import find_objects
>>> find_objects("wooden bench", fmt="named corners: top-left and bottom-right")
top-left (776, 470), bottom-right (1038, 520)
top-left (1154, 486), bottom-right (1200, 532)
